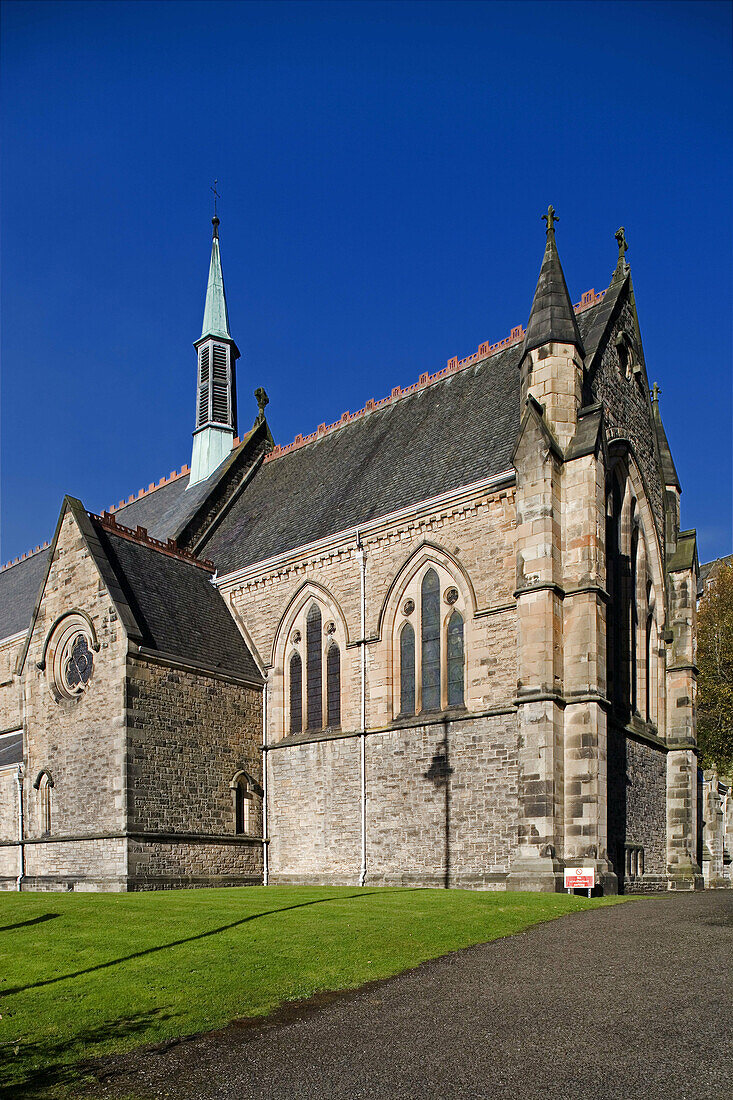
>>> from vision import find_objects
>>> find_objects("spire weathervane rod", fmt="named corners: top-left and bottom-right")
top-left (210, 180), bottom-right (221, 238)
top-left (542, 204), bottom-right (558, 234)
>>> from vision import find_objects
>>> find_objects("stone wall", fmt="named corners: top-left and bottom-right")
top-left (267, 711), bottom-right (519, 887)
top-left (608, 725), bottom-right (667, 892)
top-left (20, 508), bottom-right (129, 886)
top-left (0, 635), bottom-right (24, 732)
top-left (0, 769), bottom-right (19, 883)
top-left (588, 298), bottom-right (665, 544)
top-left (21, 837), bottom-right (126, 891)
top-left (127, 836), bottom-right (262, 889)
top-left (224, 484), bottom-right (518, 743)
top-left (125, 655), bottom-right (263, 885)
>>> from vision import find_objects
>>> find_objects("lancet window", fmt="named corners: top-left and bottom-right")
top-left (394, 564), bottom-right (467, 717)
top-left (606, 466), bottom-right (661, 729)
top-left (286, 598), bottom-right (343, 736)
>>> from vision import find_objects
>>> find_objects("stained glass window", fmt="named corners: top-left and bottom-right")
top-left (447, 611), bottom-right (464, 707)
top-left (400, 622), bottom-right (416, 715)
top-left (289, 652), bottom-right (302, 734)
top-left (306, 604), bottom-right (323, 729)
top-left (326, 643), bottom-right (341, 728)
top-left (421, 568), bottom-right (441, 712)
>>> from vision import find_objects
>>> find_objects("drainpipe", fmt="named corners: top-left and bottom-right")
top-left (262, 672), bottom-right (269, 886)
top-left (357, 535), bottom-right (367, 887)
top-left (16, 765), bottom-right (24, 892)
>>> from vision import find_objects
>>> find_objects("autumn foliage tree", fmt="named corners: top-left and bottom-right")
top-left (696, 562), bottom-right (733, 775)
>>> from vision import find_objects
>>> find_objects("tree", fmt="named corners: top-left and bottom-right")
top-left (696, 562), bottom-right (733, 774)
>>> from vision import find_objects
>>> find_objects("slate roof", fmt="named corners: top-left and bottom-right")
top-left (95, 522), bottom-right (262, 683)
top-left (698, 555), bottom-right (733, 599)
top-left (203, 301), bottom-right (606, 575)
top-left (0, 550), bottom-right (50, 640)
top-left (0, 730), bottom-right (22, 767)
top-left (112, 470), bottom-right (200, 540)
top-left (0, 297), bottom-right (608, 636)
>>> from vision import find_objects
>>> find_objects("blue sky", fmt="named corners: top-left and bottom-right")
top-left (1, 0), bottom-right (731, 564)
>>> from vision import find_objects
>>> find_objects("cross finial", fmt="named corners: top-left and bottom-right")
top-left (651, 381), bottom-right (661, 403)
top-left (542, 204), bottom-right (558, 234)
top-left (615, 225), bottom-right (628, 264)
top-left (255, 386), bottom-right (270, 424)
top-left (211, 179), bottom-right (220, 216)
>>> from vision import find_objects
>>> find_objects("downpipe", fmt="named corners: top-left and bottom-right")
top-left (262, 672), bottom-right (269, 886)
top-left (357, 535), bottom-right (367, 888)
top-left (16, 765), bottom-right (25, 891)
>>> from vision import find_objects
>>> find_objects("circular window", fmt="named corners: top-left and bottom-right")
top-left (47, 616), bottom-right (95, 700)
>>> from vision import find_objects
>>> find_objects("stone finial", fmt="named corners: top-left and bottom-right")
top-left (542, 204), bottom-right (558, 234)
top-left (615, 225), bottom-right (628, 265)
top-left (255, 387), bottom-right (270, 424)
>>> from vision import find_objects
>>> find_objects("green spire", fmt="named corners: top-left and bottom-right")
top-left (201, 216), bottom-right (231, 339)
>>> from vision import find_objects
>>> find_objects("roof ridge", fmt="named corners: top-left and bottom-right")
top-left (1, 541), bottom-right (51, 573)
top-left (264, 286), bottom-right (606, 464)
top-left (93, 512), bottom-right (215, 571)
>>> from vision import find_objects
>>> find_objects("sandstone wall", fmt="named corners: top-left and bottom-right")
top-left (267, 712), bottom-right (519, 887)
top-left (20, 508), bottom-right (128, 887)
top-left (225, 485), bottom-right (518, 743)
top-left (0, 770), bottom-right (19, 883)
top-left (608, 726), bottom-right (667, 892)
top-left (125, 655), bottom-right (263, 886)
top-left (0, 635), bottom-right (24, 732)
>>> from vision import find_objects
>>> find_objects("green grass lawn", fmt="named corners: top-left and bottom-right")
top-left (0, 886), bottom-right (625, 1098)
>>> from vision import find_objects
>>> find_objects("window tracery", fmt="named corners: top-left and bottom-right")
top-left (392, 560), bottom-right (468, 717)
top-left (284, 595), bottom-right (344, 736)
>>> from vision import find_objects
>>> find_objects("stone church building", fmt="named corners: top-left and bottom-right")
top-left (0, 210), bottom-right (705, 894)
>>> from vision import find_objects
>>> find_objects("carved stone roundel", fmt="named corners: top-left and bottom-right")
top-left (402, 598), bottom-right (415, 616)
top-left (48, 616), bottom-right (94, 700)
top-left (444, 587), bottom-right (459, 605)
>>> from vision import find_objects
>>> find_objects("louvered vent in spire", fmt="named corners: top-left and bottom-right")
top-left (197, 345), bottom-right (210, 429)
top-left (211, 344), bottom-right (230, 425)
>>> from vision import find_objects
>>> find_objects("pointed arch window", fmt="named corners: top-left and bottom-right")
top-left (447, 611), bottom-right (465, 707)
top-left (393, 564), bottom-right (469, 718)
top-left (306, 604), bottom-right (323, 730)
top-left (421, 568), bottom-right (441, 713)
top-left (326, 643), bottom-right (341, 728)
top-left (34, 771), bottom-right (54, 836)
top-left (399, 622), bottom-right (416, 716)
top-left (284, 598), bottom-right (346, 738)
top-left (289, 652), bottom-right (302, 735)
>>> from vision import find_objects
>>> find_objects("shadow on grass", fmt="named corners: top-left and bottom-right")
top-left (1, 892), bottom-right (377, 998)
top-left (0, 1007), bottom-right (178, 1100)
top-left (0, 914), bottom-right (60, 934)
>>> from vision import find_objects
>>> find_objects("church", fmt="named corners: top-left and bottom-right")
top-left (0, 209), bottom-right (704, 894)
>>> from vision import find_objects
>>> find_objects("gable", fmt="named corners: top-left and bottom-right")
top-left (586, 281), bottom-right (666, 544)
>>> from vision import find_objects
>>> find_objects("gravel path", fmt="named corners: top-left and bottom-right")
top-left (94, 892), bottom-right (732, 1100)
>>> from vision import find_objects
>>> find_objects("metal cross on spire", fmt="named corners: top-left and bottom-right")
top-left (210, 179), bottom-right (221, 216)
top-left (542, 204), bottom-right (558, 234)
